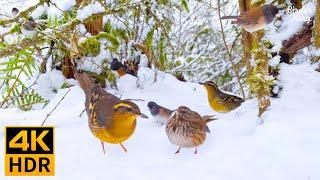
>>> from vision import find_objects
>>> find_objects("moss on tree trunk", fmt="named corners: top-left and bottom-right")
top-left (315, 0), bottom-right (320, 48)
top-left (246, 0), bottom-right (272, 117)
top-left (239, 0), bottom-right (252, 70)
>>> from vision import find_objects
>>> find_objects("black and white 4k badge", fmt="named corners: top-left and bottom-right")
top-left (4, 126), bottom-right (55, 176)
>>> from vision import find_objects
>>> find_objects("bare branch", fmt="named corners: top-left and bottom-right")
top-left (41, 88), bottom-right (71, 126)
top-left (217, 0), bottom-right (246, 99)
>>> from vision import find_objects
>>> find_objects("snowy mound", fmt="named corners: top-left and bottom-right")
top-left (0, 62), bottom-right (319, 180)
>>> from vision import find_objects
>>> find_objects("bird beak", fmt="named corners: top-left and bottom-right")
top-left (276, 13), bottom-right (281, 18)
top-left (139, 113), bottom-right (148, 119)
top-left (199, 82), bottom-right (204, 85)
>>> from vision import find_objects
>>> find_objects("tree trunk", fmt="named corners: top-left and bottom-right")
top-left (61, 0), bottom-right (104, 79)
top-left (315, 0), bottom-right (320, 48)
top-left (239, 0), bottom-right (252, 70)
top-left (76, 0), bottom-right (103, 35)
top-left (247, 0), bottom-right (271, 117)
top-left (84, 15), bottom-right (103, 36)
top-left (252, 31), bottom-right (270, 117)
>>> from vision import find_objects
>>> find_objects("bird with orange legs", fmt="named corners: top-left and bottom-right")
top-left (75, 72), bottom-right (148, 154)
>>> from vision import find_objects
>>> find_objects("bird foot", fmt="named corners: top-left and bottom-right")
top-left (120, 143), bottom-right (128, 153)
top-left (101, 141), bottom-right (105, 154)
top-left (174, 147), bottom-right (181, 154)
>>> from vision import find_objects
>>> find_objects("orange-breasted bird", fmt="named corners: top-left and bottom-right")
top-left (200, 81), bottom-right (244, 113)
top-left (75, 72), bottom-right (148, 154)
top-left (110, 58), bottom-right (138, 77)
top-left (166, 106), bottom-right (216, 154)
top-left (221, 4), bottom-right (280, 33)
top-left (110, 58), bottom-right (127, 77)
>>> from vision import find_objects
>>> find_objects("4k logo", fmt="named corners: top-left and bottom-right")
top-left (5, 127), bottom-right (55, 176)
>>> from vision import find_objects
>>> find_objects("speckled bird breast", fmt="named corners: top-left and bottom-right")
top-left (166, 119), bottom-right (206, 148)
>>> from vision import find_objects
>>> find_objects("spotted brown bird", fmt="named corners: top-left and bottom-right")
top-left (166, 106), bottom-right (216, 154)
top-left (221, 4), bottom-right (280, 33)
top-left (75, 72), bottom-right (148, 154)
top-left (200, 81), bottom-right (244, 113)
top-left (147, 101), bottom-right (173, 126)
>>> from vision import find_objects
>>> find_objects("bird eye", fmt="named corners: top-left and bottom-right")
top-left (127, 107), bottom-right (132, 112)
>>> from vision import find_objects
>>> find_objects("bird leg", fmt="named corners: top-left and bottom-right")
top-left (175, 147), bottom-right (181, 154)
top-left (194, 147), bottom-right (198, 154)
top-left (101, 141), bottom-right (105, 154)
top-left (79, 109), bottom-right (86, 117)
top-left (120, 143), bottom-right (128, 153)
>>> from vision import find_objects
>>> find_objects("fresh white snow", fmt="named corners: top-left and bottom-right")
top-left (0, 61), bottom-right (319, 180)
top-left (76, 1), bottom-right (104, 21)
top-left (0, 0), bottom-right (319, 179)
top-left (266, 2), bottom-right (316, 52)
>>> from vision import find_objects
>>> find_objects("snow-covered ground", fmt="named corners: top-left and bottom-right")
top-left (0, 61), bottom-right (319, 180)
top-left (0, 0), bottom-right (319, 179)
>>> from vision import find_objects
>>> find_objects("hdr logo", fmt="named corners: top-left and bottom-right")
top-left (4, 127), bottom-right (55, 176)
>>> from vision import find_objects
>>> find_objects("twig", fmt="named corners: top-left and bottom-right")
top-left (124, 98), bottom-right (145, 102)
top-left (170, 42), bottom-right (210, 72)
top-left (0, 13), bottom-right (10, 18)
top-left (41, 88), bottom-right (71, 126)
top-left (79, 108), bottom-right (86, 117)
top-left (217, 0), bottom-right (246, 99)
top-left (48, 0), bottom-right (66, 14)
top-left (230, 32), bottom-right (242, 54)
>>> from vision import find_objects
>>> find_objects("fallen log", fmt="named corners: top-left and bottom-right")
top-left (280, 17), bottom-right (314, 63)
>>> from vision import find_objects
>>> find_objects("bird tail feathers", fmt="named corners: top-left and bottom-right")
top-left (202, 115), bottom-right (218, 123)
top-left (220, 16), bottom-right (240, 20)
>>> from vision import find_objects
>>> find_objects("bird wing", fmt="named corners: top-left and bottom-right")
top-left (202, 115), bottom-right (218, 123)
top-left (246, 6), bottom-right (264, 17)
top-left (183, 109), bottom-right (210, 133)
top-left (159, 106), bottom-right (173, 119)
top-left (236, 16), bottom-right (260, 25)
top-left (220, 15), bottom-right (240, 20)
top-left (236, 6), bottom-right (264, 25)
top-left (88, 85), bottom-right (121, 128)
top-left (217, 90), bottom-right (244, 104)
